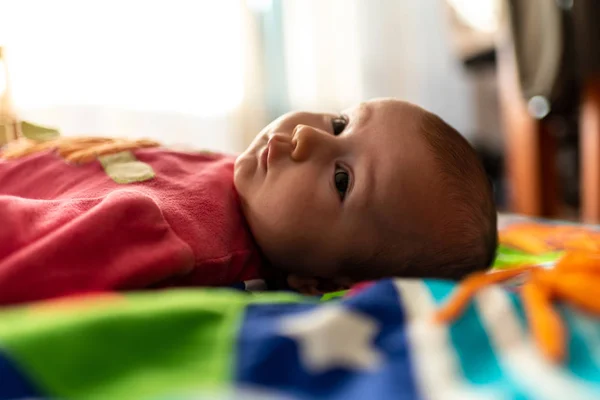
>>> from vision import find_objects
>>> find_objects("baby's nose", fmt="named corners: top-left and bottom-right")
top-left (291, 124), bottom-right (333, 162)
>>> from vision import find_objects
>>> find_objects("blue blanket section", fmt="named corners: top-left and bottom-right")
top-left (237, 280), bottom-right (419, 399)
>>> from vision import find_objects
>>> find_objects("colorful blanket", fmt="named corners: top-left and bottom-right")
top-left (1, 216), bottom-right (600, 400)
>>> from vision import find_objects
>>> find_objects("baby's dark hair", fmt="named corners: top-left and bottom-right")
top-left (345, 111), bottom-right (497, 281)
top-left (416, 112), bottom-right (498, 278)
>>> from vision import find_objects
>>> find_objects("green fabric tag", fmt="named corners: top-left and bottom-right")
top-left (98, 151), bottom-right (137, 166)
top-left (20, 121), bottom-right (60, 142)
top-left (99, 151), bottom-right (155, 184)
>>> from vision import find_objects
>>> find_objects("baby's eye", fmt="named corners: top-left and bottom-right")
top-left (331, 115), bottom-right (348, 136)
top-left (334, 166), bottom-right (350, 201)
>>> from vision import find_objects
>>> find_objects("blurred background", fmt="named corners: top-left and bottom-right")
top-left (1, 0), bottom-right (600, 223)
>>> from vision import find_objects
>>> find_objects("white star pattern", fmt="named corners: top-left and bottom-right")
top-left (279, 305), bottom-right (382, 373)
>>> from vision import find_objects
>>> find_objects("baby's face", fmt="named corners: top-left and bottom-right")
top-left (234, 99), bottom-right (440, 278)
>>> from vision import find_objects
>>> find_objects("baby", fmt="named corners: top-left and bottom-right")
top-left (235, 98), bottom-right (497, 293)
top-left (0, 98), bottom-right (496, 303)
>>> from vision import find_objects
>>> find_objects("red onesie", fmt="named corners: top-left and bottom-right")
top-left (0, 147), bottom-right (264, 305)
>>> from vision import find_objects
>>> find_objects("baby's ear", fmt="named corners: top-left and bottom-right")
top-left (286, 275), bottom-right (353, 296)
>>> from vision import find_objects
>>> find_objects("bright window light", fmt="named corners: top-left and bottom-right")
top-left (0, 0), bottom-right (244, 117)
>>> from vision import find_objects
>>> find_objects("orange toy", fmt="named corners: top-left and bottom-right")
top-left (500, 223), bottom-right (600, 254)
top-left (435, 250), bottom-right (600, 363)
top-left (1, 136), bottom-right (160, 163)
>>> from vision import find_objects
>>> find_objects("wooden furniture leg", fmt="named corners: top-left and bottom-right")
top-left (538, 121), bottom-right (560, 216)
top-left (497, 39), bottom-right (560, 217)
top-left (580, 79), bottom-right (600, 223)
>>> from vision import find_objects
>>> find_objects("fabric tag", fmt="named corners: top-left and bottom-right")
top-left (20, 121), bottom-right (60, 142)
top-left (99, 151), bottom-right (155, 184)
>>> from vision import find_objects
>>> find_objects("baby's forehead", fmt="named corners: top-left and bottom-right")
top-left (346, 100), bottom-right (427, 145)
top-left (352, 102), bottom-right (429, 155)
top-left (349, 99), bottom-right (425, 118)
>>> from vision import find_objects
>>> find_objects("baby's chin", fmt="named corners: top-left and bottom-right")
top-left (232, 155), bottom-right (248, 195)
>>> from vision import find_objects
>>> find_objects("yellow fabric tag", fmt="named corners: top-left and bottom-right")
top-left (99, 151), bottom-right (155, 184)
top-left (20, 121), bottom-right (60, 142)
top-left (98, 151), bottom-right (137, 166)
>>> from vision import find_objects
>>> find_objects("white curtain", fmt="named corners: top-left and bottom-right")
top-left (281, 0), bottom-right (363, 113)
top-left (0, 0), bottom-right (266, 152)
top-left (279, 0), bottom-right (477, 139)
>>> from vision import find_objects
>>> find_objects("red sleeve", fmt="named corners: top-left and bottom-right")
top-left (0, 190), bottom-right (195, 305)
